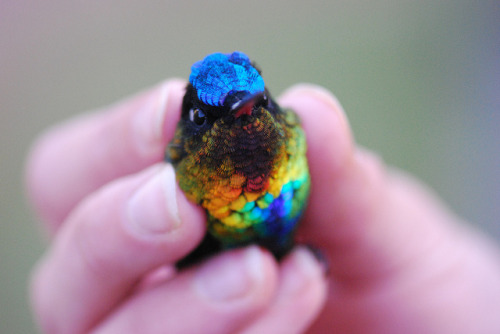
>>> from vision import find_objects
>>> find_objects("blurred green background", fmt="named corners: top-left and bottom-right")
top-left (1, 1), bottom-right (499, 332)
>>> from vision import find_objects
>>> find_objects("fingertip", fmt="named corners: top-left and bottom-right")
top-left (194, 246), bottom-right (279, 306)
top-left (278, 83), bottom-right (354, 178)
top-left (280, 83), bottom-right (345, 118)
top-left (25, 79), bottom-right (189, 233)
top-left (273, 246), bottom-right (329, 330)
top-left (169, 169), bottom-right (207, 245)
top-left (238, 246), bottom-right (328, 334)
top-left (280, 246), bottom-right (328, 298)
top-left (279, 84), bottom-right (350, 137)
top-left (278, 84), bottom-right (357, 247)
top-left (124, 163), bottom-right (205, 241)
top-left (153, 78), bottom-right (186, 143)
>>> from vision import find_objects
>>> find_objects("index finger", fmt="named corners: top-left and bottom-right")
top-left (26, 79), bottom-right (186, 232)
top-left (279, 84), bottom-right (460, 288)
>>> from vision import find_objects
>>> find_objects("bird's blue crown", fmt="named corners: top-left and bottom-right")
top-left (189, 51), bottom-right (265, 107)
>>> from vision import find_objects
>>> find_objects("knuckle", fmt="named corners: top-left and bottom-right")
top-left (75, 218), bottom-right (121, 279)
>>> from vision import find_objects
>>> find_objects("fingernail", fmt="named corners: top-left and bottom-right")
top-left (279, 83), bottom-right (353, 165)
top-left (126, 164), bottom-right (181, 237)
top-left (281, 83), bottom-right (344, 114)
top-left (131, 79), bottom-right (184, 158)
top-left (195, 246), bottom-right (265, 302)
top-left (154, 79), bottom-right (185, 141)
top-left (282, 246), bottom-right (328, 294)
top-left (153, 80), bottom-right (174, 141)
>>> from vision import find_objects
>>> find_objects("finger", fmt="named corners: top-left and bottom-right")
top-left (279, 85), bottom-right (457, 282)
top-left (239, 247), bottom-right (328, 334)
top-left (92, 246), bottom-right (279, 334)
top-left (26, 79), bottom-right (186, 232)
top-left (278, 84), bottom-right (358, 255)
top-left (31, 163), bottom-right (205, 334)
top-left (279, 84), bottom-right (357, 252)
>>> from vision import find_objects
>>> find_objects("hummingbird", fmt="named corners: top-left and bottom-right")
top-left (166, 51), bottom-right (310, 267)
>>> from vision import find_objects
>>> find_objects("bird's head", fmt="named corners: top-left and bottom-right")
top-left (178, 51), bottom-right (280, 135)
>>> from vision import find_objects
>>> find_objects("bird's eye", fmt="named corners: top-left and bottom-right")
top-left (255, 93), bottom-right (269, 109)
top-left (189, 108), bottom-right (206, 125)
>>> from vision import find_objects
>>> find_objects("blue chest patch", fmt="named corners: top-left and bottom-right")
top-left (189, 51), bottom-right (265, 107)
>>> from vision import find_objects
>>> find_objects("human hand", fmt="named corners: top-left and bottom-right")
top-left (278, 85), bottom-right (500, 333)
top-left (26, 80), bottom-right (327, 334)
top-left (27, 80), bottom-right (500, 333)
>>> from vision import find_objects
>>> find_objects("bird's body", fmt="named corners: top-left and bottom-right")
top-left (167, 52), bottom-right (309, 265)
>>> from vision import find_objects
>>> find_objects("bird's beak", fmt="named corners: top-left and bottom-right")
top-left (230, 92), bottom-right (266, 118)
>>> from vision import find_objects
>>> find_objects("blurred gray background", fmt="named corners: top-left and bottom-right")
top-left (1, 1), bottom-right (499, 332)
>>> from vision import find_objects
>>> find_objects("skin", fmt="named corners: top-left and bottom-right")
top-left (26, 79), bottom-right (500, 334)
